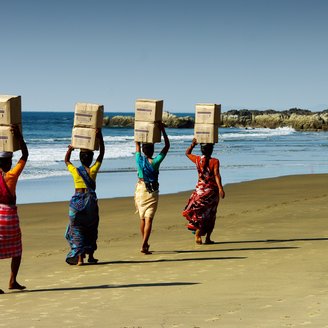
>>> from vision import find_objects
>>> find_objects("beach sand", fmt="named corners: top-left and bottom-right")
top-left (1, 174), bottom-right (328, 327)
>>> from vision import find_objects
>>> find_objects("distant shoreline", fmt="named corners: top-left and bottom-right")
top-left (102, 109), bottom-right (328, 131)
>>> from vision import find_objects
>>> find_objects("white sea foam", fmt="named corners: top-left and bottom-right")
top-left (221, 127), bottom-right (295, 140)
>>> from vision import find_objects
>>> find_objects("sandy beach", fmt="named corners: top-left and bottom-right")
top-left (1, 174), bottom-right (328, 327)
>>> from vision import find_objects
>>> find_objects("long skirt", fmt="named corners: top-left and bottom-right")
top-left (135, 181), bottom-right (159, 219)
top-left (0, 204), bottom-right (22, 259)
top-left (182, 182), bottom-right (219, 236)
top-left (65, 192), bottom-right (99, 265)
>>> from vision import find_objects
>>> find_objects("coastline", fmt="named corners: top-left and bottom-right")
top-left (16, 169), bottom-right (328, 205)
top-left (1, 173), bottom-right (328, 327)
top-left (104, 109), bottom-right (328, 131)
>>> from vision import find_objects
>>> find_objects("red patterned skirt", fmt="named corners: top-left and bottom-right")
top-left (0, 204), bottom-right (22, 259)
top-left (182, 181), bottom-right (219, 236)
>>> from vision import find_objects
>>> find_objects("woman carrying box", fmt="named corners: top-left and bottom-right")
top-left (0, 125), bottom-right (28, 294)
top-left (135, 122), bottom-right (170, 254)
top-left (64, 129), bottom-right (104, 265)
top-left (182, 138), bottom-right (225, 245)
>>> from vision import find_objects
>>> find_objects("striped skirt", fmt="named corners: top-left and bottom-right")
top-left (0, 204), bottom-right (22, 259)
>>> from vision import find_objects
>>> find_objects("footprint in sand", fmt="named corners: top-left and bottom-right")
top-left (276, 298), bottom-right (286, 303)
top-left (205, 315), bottom-right (221, 322)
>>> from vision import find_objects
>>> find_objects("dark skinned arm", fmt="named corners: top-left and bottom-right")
top-left (96, 129), bottom-right (105, 163)
top-left (12, 125), bottom-right (28, 161)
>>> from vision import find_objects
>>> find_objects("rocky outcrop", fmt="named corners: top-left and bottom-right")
top-left (221, 108), bottom-right (328, 131)
top-left (103, 112), bottom-right (194, 129)
top-left (103, 109), bottom-right (328, 131)
top-left (162, 111), bottom-right (194, 128)
top-left (105, 115), bottom-right (134, 128)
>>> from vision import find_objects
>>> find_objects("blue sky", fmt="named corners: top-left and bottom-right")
top-left (1, 0), bottom-right (327, 112)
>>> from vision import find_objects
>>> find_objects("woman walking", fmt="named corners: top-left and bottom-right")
top-left (64, 129), bottom-right (104, 265)
top-left (135, 122), bottom-right (170, 254)
top-left (0, 126), bottom-right (28, 294)
top-left (182, 138), bottom-right (225, 245)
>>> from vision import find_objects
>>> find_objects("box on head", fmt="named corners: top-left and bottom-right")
top-left (73, 103), bottom-right (104, 129)
top-left (71, 102), bottom-right (103, 151)
top-left (0, 95), bottom-right (22, 152)
top-left (194, 103), bottom-right (221, 144)
top-left (134, 99), bottom-right (163, 144)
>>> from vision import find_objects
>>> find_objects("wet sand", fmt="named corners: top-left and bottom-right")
top-left (1, 174), bottom-right (328, 327)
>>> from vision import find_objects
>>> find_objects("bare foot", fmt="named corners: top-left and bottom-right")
top-left (77, 254), bottom-right (84, 266)
top-left (88, 257), bottom-right (99, 264)
top-left (141, 244), bottom-right (152, 254)
top-left (9, 282), bottom-right (26, 290)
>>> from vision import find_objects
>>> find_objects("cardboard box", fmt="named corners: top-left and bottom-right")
top-left (0, 125), bottom-right (21, 152)
top-left (135, 99), bottom-right (163, 122)
top-left (71, 127), bottom-right (99, 151)
top-left (74, 103), bottom-right (104, 129)
top-left (195, 103), bottom-right (221, 125)
top-left (134, 121), bottom-right (161, 143)
top-left (0, 95), bottom-right (22, 125)
top-left (194, 123), bottom-right (219, 144)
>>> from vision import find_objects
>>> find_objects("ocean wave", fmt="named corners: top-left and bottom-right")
top-left (28, 137), bottom-right (72, 143)
top-left (13, 142), bottom-right (135, 163)
top-left (20, 170), bottom-right (70, 180)
top-left (221, 127), bottom-right (296, 140)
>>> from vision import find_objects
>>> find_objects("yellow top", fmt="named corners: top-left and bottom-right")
top-left (67, 161), bottom-right (101, 189)
top-left (4, 159), bottom-right (26, 196)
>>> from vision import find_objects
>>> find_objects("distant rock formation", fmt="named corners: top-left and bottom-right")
top-left (221, 108), bottom-right (328, 131)
top-left (104, 115), bottom-right (134, 128)
top-left (162, 111), bottom-right (194, 128)
top-left (103, 108), bottom-right (328, 131)
top-left (103, 111), bottom-right (194, 129)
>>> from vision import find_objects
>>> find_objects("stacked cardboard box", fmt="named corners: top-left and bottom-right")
top-left (71, 102), bottom-right (104, 150)
top-left (0, 95), bottom-right (22, 152)
top-left (134, 99), bottom-right (163, 143)
top-left (194, 103), bottom-right (221, 143)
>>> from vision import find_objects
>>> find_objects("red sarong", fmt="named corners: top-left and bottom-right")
top-left (0, 204), bottom-right (22, 259)
top-left (182, 156), bottom-right (219, 235)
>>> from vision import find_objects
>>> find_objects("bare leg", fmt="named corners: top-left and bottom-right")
top-left (205, 217), bottom-right (216, 244)
top-left (141, 217), bottom-right (153, 254)
top-left (9, 256), bottom-right (26, 290)
top-left (77, 254), bottom-right (84, 266)
top-left (140, 218), bottom-right (146, 238)
top-left (195, 229), bottom-right (202, 245)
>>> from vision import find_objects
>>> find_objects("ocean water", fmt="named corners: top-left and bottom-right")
top-left (13, 112), bottom-right (328, 204)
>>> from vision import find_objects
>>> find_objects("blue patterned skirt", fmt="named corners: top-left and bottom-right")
top-left (65, 192), bottom-right (99, 265)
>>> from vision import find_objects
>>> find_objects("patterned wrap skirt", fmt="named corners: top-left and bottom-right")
top-left (0, 204), bottom-right (22, 259)
top-left (182, 181), bottom-right (219, 236)
top-left (135, 181), bottom-right (159, 219)
top-left (65, 192), bottom-right (99, 265)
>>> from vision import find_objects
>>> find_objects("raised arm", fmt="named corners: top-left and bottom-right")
top-left (65, 145), bottom-right (74, 166)
top-left (186, 138), bottom-right (197, 156)
top-left (96, 129), bottom-right (105, 163)
top-left (135, 141), bottom-right (141, 153)
top-left (12, 125), bottom-right (28, 161)
top-left (157, 122), bottom-right (170, 155)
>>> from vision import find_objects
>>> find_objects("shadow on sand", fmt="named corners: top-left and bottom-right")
top-left (19, 282), bottom-right (200, 294)
top-left (214, 237), bottom-right (328, 245)
top-left (96, 256), bottom-right (247, 265)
